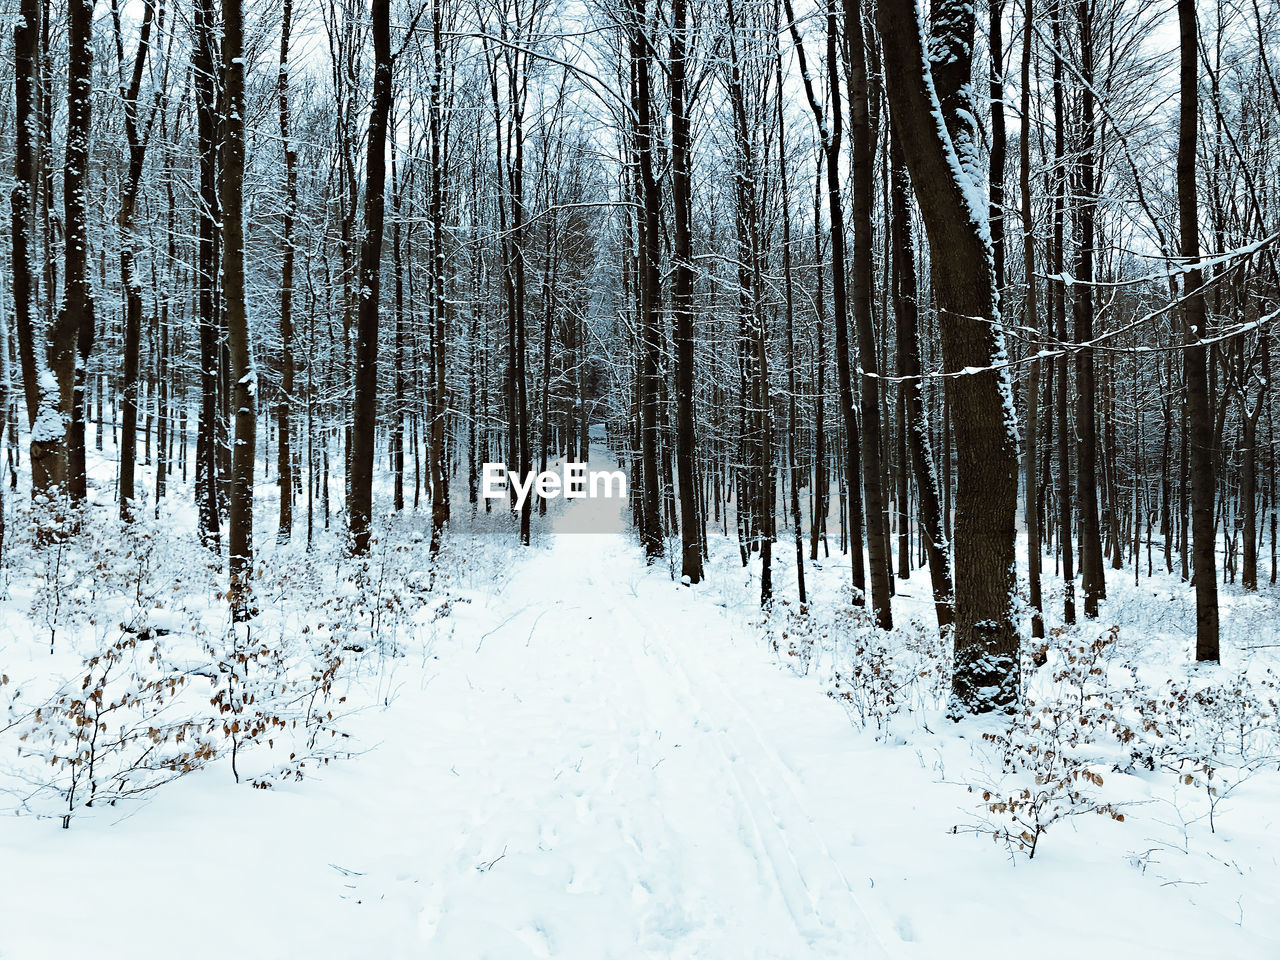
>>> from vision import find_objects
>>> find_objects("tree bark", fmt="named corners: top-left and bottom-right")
top-left (428, 0), bottom-right (451, 554)
top-left (1074, 0), bottom-right (1106, 617)
top-left (776, 0), bottom-right (806, 604)
top-left (276, 0), bottom-right (298, 542)
top-left (50, 0), bottom-right (98, 507)
top-left (193, 0), bottom-right (221, 550)
top-left (61, 0), bottom-right (97, 506)
top-left (11, 0), bottom-right (62, 504)
top-left (1020, 0), bottom-right (1044, 638)
top-left (671, 0), bottom-right (703, 583)
top-left (846, 0), bottom-right (892, 628)
top-left (1178, 0), bottom-right (1220, 661)
top-left (117, 0), bottom-right (157, 519)
top-left (630, 0), bottom-right (664, 560)
top-left (1051, 3), bottom-right (1075, 624)
top-left (349, 0), bottom-right (393, 554)
top-left (222, 0), bottom-right (256, 617)
top-left (878, 0), bottom-right (1021, 714)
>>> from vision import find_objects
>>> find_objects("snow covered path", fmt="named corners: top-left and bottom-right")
top-left (408, 533), bottom-right (891, 959)
top-left (3, 525), bottom-right (1276, 958)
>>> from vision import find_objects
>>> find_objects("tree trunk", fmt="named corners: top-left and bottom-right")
top-left (878, 0), bottom-right (1021, 714)
top-left (630, 0), bottom-right (664, 560)
top-left (671, 0), bottom-right (703, 583)
top-left (50, 0), bottom-right (98, 507)
top-left (1074, 1), bottom-right (1106, 617)
top-left (194, 0), bottom-right (221, 550)
top-left (1020, 0), bottom-right (1044, 638)
top-left (61, 0), bottom-right (97, 505)
top-left (222, 0), bottom-right (255, 617)
top-left (809, 153), bottom-right (828, 562)
top-left (11, 0), bottom-right (62, 505)
top-left (117, 0), bottom-right (157, 519)
top-left (276, 0), bottom-right (298, 542)
top-left (348, 0), bottom-right (392, 554)
top-left (846, 0), bottom-right (892, 628)
top-left (890, 131), bottom-right (954, 629)
top-left (428, 0), bottom-right (451, 554)
top-left (1178, 0), bottom-right (1220, 661)
top-left (1051, 4), bottom-right (1075, 624)
top-left (776, 2), bottom-right (806, 604)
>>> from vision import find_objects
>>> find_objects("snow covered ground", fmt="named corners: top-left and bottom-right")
top-left (1, 454), bottom-right (1278, 958)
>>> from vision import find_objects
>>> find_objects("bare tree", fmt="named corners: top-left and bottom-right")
top-left (671, 0), bottom-right (704, 583)
top-left (222, 0), bottom-right (256, 616)
top-left (1178, 0), bottom-right (1220, 661)
top-left (117, 0), bottom-right (160, 519)
top-left (48, 0), bottom-right (99, 507)
top-left (348, 0), bottom-right (394, 555)
top-left (878, 0), bottom-right (1021, 714)
top-left (276, 0), bottom-right (299, 543)
top-left (11, 0), bottom-right (61, 505)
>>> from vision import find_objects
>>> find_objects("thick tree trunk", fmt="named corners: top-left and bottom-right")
top-left (878, 0), bottom-right (1021, 714)
top-left (62, 0), bottom-right (96, 506)
top-left (428, 0), bottom-right (451, 555)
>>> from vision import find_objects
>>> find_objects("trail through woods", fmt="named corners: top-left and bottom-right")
top-left (2, 497), bottom-right (1276, 957)
top-left (408, 531), bottom-right (892, 957)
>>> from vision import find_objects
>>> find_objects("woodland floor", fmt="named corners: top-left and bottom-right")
top-left (0, 452), bottom-right (1278, 958)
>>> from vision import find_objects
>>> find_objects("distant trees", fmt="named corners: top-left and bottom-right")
top-left (786, 0), bottom-right (867, 609)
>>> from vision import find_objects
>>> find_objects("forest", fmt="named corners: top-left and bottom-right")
top-left (0, 0), bottom-right (1278, 955)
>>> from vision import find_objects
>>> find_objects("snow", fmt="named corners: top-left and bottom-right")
top-left (29, 371), bottom-right (65, 444)
top-left (0, 447), bottom-right (1278, 958)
